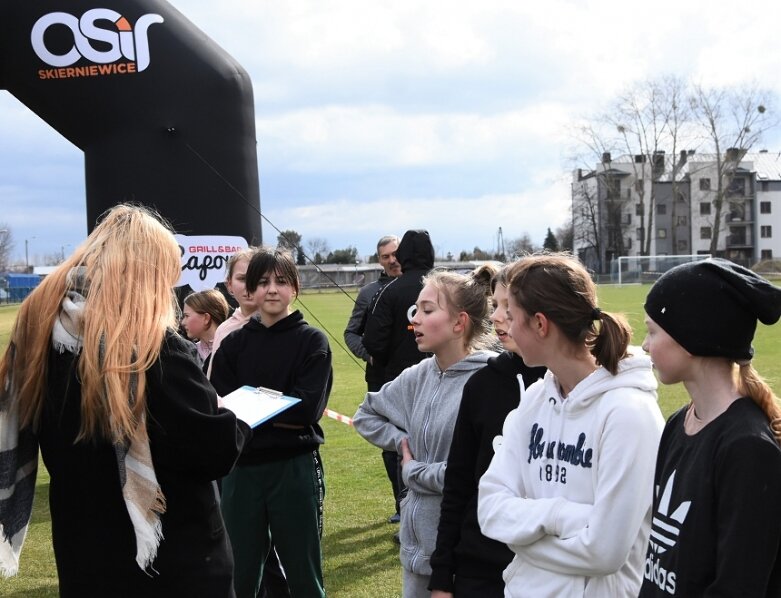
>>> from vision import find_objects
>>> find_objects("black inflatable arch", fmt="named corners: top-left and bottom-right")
top-left (0, 0), bottom-right (261, 255)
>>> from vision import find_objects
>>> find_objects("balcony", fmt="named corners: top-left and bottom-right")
top-left (726, 224), bottom-right (754, 249)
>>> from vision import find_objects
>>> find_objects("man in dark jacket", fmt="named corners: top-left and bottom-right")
top-left (343, 234), bottom-right (401, 392)
top-left (363, 229), bottom-right (435, 383)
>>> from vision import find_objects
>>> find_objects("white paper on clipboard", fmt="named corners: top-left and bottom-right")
top-left (221, 385), bottom-right (301, 428)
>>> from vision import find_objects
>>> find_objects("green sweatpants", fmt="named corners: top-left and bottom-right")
top-left (222, 450), bottom-right (326, 598)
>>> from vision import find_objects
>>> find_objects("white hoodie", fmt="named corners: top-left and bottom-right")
top-left (478, 348), bottom-right (663, 597)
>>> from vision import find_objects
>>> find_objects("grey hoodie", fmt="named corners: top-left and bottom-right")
top-left (354, 351), bottom-right (494, 575)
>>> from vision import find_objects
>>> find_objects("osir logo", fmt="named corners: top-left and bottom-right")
top-left (31, 9), bottom-right (164, 77)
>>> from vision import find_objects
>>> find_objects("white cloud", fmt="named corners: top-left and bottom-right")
top-left (6, 0), bottom-right (781, 266)
top-left (256, 102), bottom-right (572, 172)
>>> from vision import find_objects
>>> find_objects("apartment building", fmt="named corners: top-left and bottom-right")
top-left (572, 150), bottom-right (781, 273)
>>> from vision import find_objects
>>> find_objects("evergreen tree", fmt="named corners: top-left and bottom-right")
top-left (543, 228), bottom-right (559, 252)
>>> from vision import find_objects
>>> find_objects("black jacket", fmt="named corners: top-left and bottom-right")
top-left (363, 230), bottom-right (434, 383)
top-left (39, 332), bottom-right (250, 598)
top-left (210, 310), bottom-right (333, 464)
top-left (429, 351), bottom-right (546, 592)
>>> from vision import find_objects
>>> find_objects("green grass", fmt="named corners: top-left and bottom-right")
top-left (2, 283), bottom-right (780, 597)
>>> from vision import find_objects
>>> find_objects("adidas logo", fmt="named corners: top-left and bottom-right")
top-left (644, 471), bottom-right (691, 594)
top-left (649, 470), bottom-right (691, 554)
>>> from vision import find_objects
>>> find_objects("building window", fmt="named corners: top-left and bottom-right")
top-left (605, 178), bottom-right (621, 199)
top-left (635, 203), bottom-right (643, 216)
top-left (761, 249), bottom-right (773, 260)
top-left (623, 213), bottom-right (632, 225)
top-left (761, 201), bottom-right (771, 214)
top-left (635, 179), bottom-right (644, 193)
top-left (727, 177), bottom-right (746, 197)
top-left (700, 226), bottom-right (712, 239)
top-left (699, 178), bottom-right (711, 191)
top-left (761, 225), bottom-right (772, 238)
top-left (625, 237), bottom-right (632, 249)
top-left (636, 228), bottom-right (644, 242)
top-left (700, 202), bottom-right (711, 215)
top-left (658, 228), bottom-right (667, 239)
top-left (657, 204), bottom-right (667, 215)
top-left (676, 216), bottom-right (688, 226)
top-left (677, 240), bottom-right (688, 251)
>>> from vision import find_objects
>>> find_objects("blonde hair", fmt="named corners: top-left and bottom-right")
top-left (507, 253), bottom-right (631, 375)
top-left (421, 264), bottom-right (495, 351)
top-left (0, 204), bottom-right (181, 442)
top-left (738, 364), bottom-right (781, 442)
top-left (183, 289), bottom-right (230, 328)
top-left (224, 247), bottom-right (257, 283)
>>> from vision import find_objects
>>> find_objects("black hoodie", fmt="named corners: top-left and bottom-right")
top-left (429, 351), bottom-right (546, 592)
top-left (210, 310), bottom-right (333, 464)
top-left (362, 229), bottom-right (435, 383)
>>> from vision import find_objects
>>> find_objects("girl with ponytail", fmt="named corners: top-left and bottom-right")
top-left (478, 253), bottom-right (664, 597)
top-left (354, 266), bottom-right (496, 598)
top-left (638, 258), bottom-right (781, 597)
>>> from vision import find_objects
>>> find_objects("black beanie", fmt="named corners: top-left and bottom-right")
top-left (644, 258), bottom-right (781, 361)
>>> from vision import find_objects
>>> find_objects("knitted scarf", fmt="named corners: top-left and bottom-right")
top-left (0, 290), bottom-right (165, 576)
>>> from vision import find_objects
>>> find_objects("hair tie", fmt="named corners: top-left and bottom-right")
top-left (591, 307), bottom-right (602, 321)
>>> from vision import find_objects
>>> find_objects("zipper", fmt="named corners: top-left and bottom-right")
top-left (409, 367), bottom-right (446, 571)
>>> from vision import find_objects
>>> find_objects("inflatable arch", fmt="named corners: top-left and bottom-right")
top-left (0, 0), bottom-right (262, 291)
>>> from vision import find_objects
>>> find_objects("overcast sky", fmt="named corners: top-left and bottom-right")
top-left (4, 0), bottom-right (781, 264)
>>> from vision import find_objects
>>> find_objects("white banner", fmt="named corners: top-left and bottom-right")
top-left (175, 234), bottom-right (248, 290)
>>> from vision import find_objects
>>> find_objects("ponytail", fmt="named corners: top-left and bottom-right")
top-left (738, 363), bottom-right (781, 442)
top-left (507, 253), bottom-right (630, 375)
top-left (589, 311), bottom-right (632, 376)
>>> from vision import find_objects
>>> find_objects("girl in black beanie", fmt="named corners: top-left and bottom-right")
top-left (639, 258), bottom-right (781, 597)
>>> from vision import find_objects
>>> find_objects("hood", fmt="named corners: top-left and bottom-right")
top-left (541, 346), bottom-right (657, 413)
top-left (396, 229), bottom-right (435, 273)
top-left (439, 350), bottom-right (496, 374)
top-left (245, 309), bottom-right (306, 333)
top-left (487, 351), bottom-right (525, 377)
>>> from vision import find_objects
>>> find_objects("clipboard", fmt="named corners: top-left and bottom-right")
top-left (221, 385), bottom-right (301, 428)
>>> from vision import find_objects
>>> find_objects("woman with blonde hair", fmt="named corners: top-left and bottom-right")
top-left (0, 204), bottom-right (250, 597)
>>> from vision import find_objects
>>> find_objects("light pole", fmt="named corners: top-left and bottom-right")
top-left (25, 237), bottom-right (36, 273)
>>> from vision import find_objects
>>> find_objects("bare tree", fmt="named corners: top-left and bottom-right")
top-left (506, 234), bottom-right (536, 258)
top-left (610, 76), bottom-right (692, 255)
top-left (555, 216), bottom-right (574, 252)
top-left (305, 237), bottom-right (330, 264)
top-left (571, 176), bottom-right (604, 272)
top-left (689, 84), bottom-right (776, 254)
top-left (42, 252), bottom-right (65, 266)
top-left (0, 226), bottom-right (13, 273)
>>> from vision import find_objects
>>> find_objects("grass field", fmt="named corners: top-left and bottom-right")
top-left (1, 283), bottom-right (780, 597)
